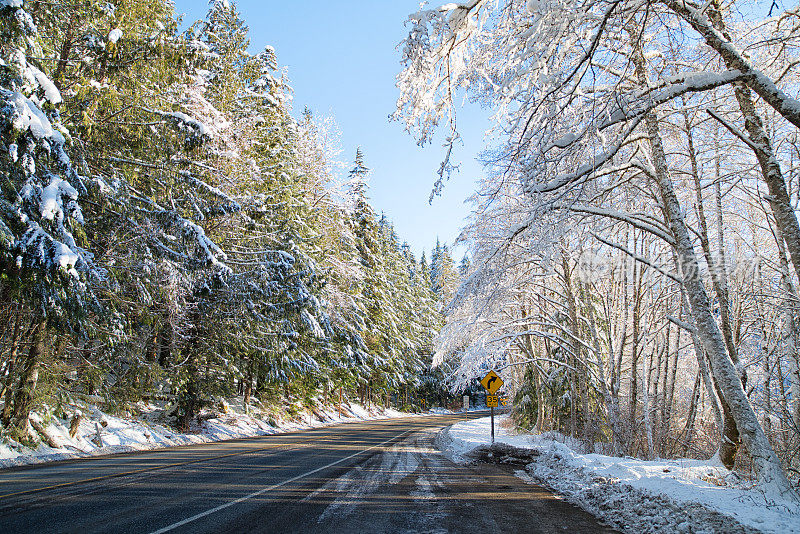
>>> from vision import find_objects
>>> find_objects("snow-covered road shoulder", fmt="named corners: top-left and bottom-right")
top-left (441, 416), bottom-right (800, 534)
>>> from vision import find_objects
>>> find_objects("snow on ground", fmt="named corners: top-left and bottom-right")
top-left (443, 415), bottom-right (800, 534)
top-left (0, 398), bottom-right (442, 470)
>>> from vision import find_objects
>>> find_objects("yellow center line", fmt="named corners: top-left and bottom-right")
top-left (0, 431), bottom-right (350, 500)
top-left (0, 413), bottom-right (466, 501)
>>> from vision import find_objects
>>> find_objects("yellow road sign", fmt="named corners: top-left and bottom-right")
top-left (486, 394), bottom-right (499, 408)
top-left (500, 397), bottom-right (508, 406)
top-left (480, 370), bottom-right (504, 394)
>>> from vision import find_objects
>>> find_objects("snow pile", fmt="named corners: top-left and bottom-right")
top-left (443, 416), bottom-right (800, 534)
top-left (0, 398), bottom-right (425, 470)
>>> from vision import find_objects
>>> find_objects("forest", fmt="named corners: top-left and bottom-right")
top-left (0, 0), bottom-right (461, 448)
top-left (396, 0), bottom-right (800, 500)
top-left (3, 0), bottom-right (800, 506)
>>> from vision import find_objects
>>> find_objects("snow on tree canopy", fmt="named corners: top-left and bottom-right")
top-left (162, 110), bottom-right (212, 138)
top-left (31, 66), bottom-right (62, 105)
top-left (108, 28), bottom-right (123, 44)
top-left (38, 177), bottom-right (78, 223)
top-left (0, 1), bottom-right (100, 320)
top-left (3, 90), bottom-right (65, 143)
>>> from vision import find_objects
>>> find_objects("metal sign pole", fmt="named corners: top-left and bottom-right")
top-left (490, 406), bottom-right (495, 444)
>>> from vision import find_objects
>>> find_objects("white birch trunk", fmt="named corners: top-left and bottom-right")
top-left (645, 106), bottom-right (797, 501)
top-left (643, 348), bottom-right (654, 459)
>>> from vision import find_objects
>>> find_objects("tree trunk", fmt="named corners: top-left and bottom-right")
top-left (682, 373), bottom-right (702, 456)
top-left (663, 316), bottom-right (680, 456)
top-left (643, 347), bottom-right (655, 459)
top-left (678, 280), bottom-right (724, 439)
top-left (772, 223), bottom-right (800, 448)
top-left (762, 336), bottom-right (772, 437)
top-left (645, 95), bottom-right (794, 499)
top-left (158, 323), bottom-right (171, 368)
top-left (685, 113), bottom-right (743, 465)
top-left (713, 378), bottom-right (741, 469)
top-left (52, 11), bottom-right (78, 90)
top-left (560, 247), bottom-right (590, 441)
top-left (145, 329), bottom-right (158, 363)
top-left (535, 370), bottom-right (545, 431)
top-left (691, 329), bottom-right (724, 438)
top-left (243, 359), bottom-right (254, 405)
top-left (0, 313), bottom-right (23, 424)
top-left (581, 278), bottom-right (617, 451)
top-left (651, 331), bottom-right (664, 448)
top-left (610, 263), bottom-right (628, 455)
top-left (11, 319), bottom-right (47, 433)
top-left (628, 238), bottom-right (643, 454)
top-left (704, 0), bottom-right (800, 289)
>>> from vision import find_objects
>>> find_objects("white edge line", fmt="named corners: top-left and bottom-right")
top-left (148, 429), bottom-right (412, 534)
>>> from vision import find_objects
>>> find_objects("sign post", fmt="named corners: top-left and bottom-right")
top-left (463, 395), bottom-right (469, 422)
top-left (480, 370), bottom-right (504, 445)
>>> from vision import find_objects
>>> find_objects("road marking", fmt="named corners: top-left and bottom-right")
top-left (0, 415), bottom-right (453, 500)
top-left (0, 415), bottom-right (475, 501)
top-left (0, 442), bottom-right (297, 500)
top-left (0, 427), bottom-right (366, 500)
top-left (148, 430), bottom-right (413, 534)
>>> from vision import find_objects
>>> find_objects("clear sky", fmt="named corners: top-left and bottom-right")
top-left (172, 0), bottom-right (490, 260)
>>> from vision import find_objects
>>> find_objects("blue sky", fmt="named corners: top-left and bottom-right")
top-left (172, 0), bottom-right (490, 260)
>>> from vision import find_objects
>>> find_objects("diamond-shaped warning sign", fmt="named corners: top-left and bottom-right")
top-left (480, 370), bottom-right (503, 394)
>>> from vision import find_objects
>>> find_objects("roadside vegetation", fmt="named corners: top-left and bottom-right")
top-left (399, 0), bottom-right (800, 500)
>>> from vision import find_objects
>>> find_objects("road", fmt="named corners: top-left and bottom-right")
top-left (0, 412), bottom-right (617, 533)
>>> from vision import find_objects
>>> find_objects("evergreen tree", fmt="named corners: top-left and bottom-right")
top-left (0, 0), bottom-right (103, 437)
top-left (430, 239), bottom-right (458, 307)
top-left (458, 254), bottom-right (470, 276)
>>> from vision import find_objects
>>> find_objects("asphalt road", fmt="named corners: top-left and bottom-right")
top-left (0, 412), bottom-right (617, 533)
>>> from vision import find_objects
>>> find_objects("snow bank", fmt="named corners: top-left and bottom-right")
top-left (0, 399), bottom-right (438, 470)
top-left (443, 416), bottom-right (800, 534)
